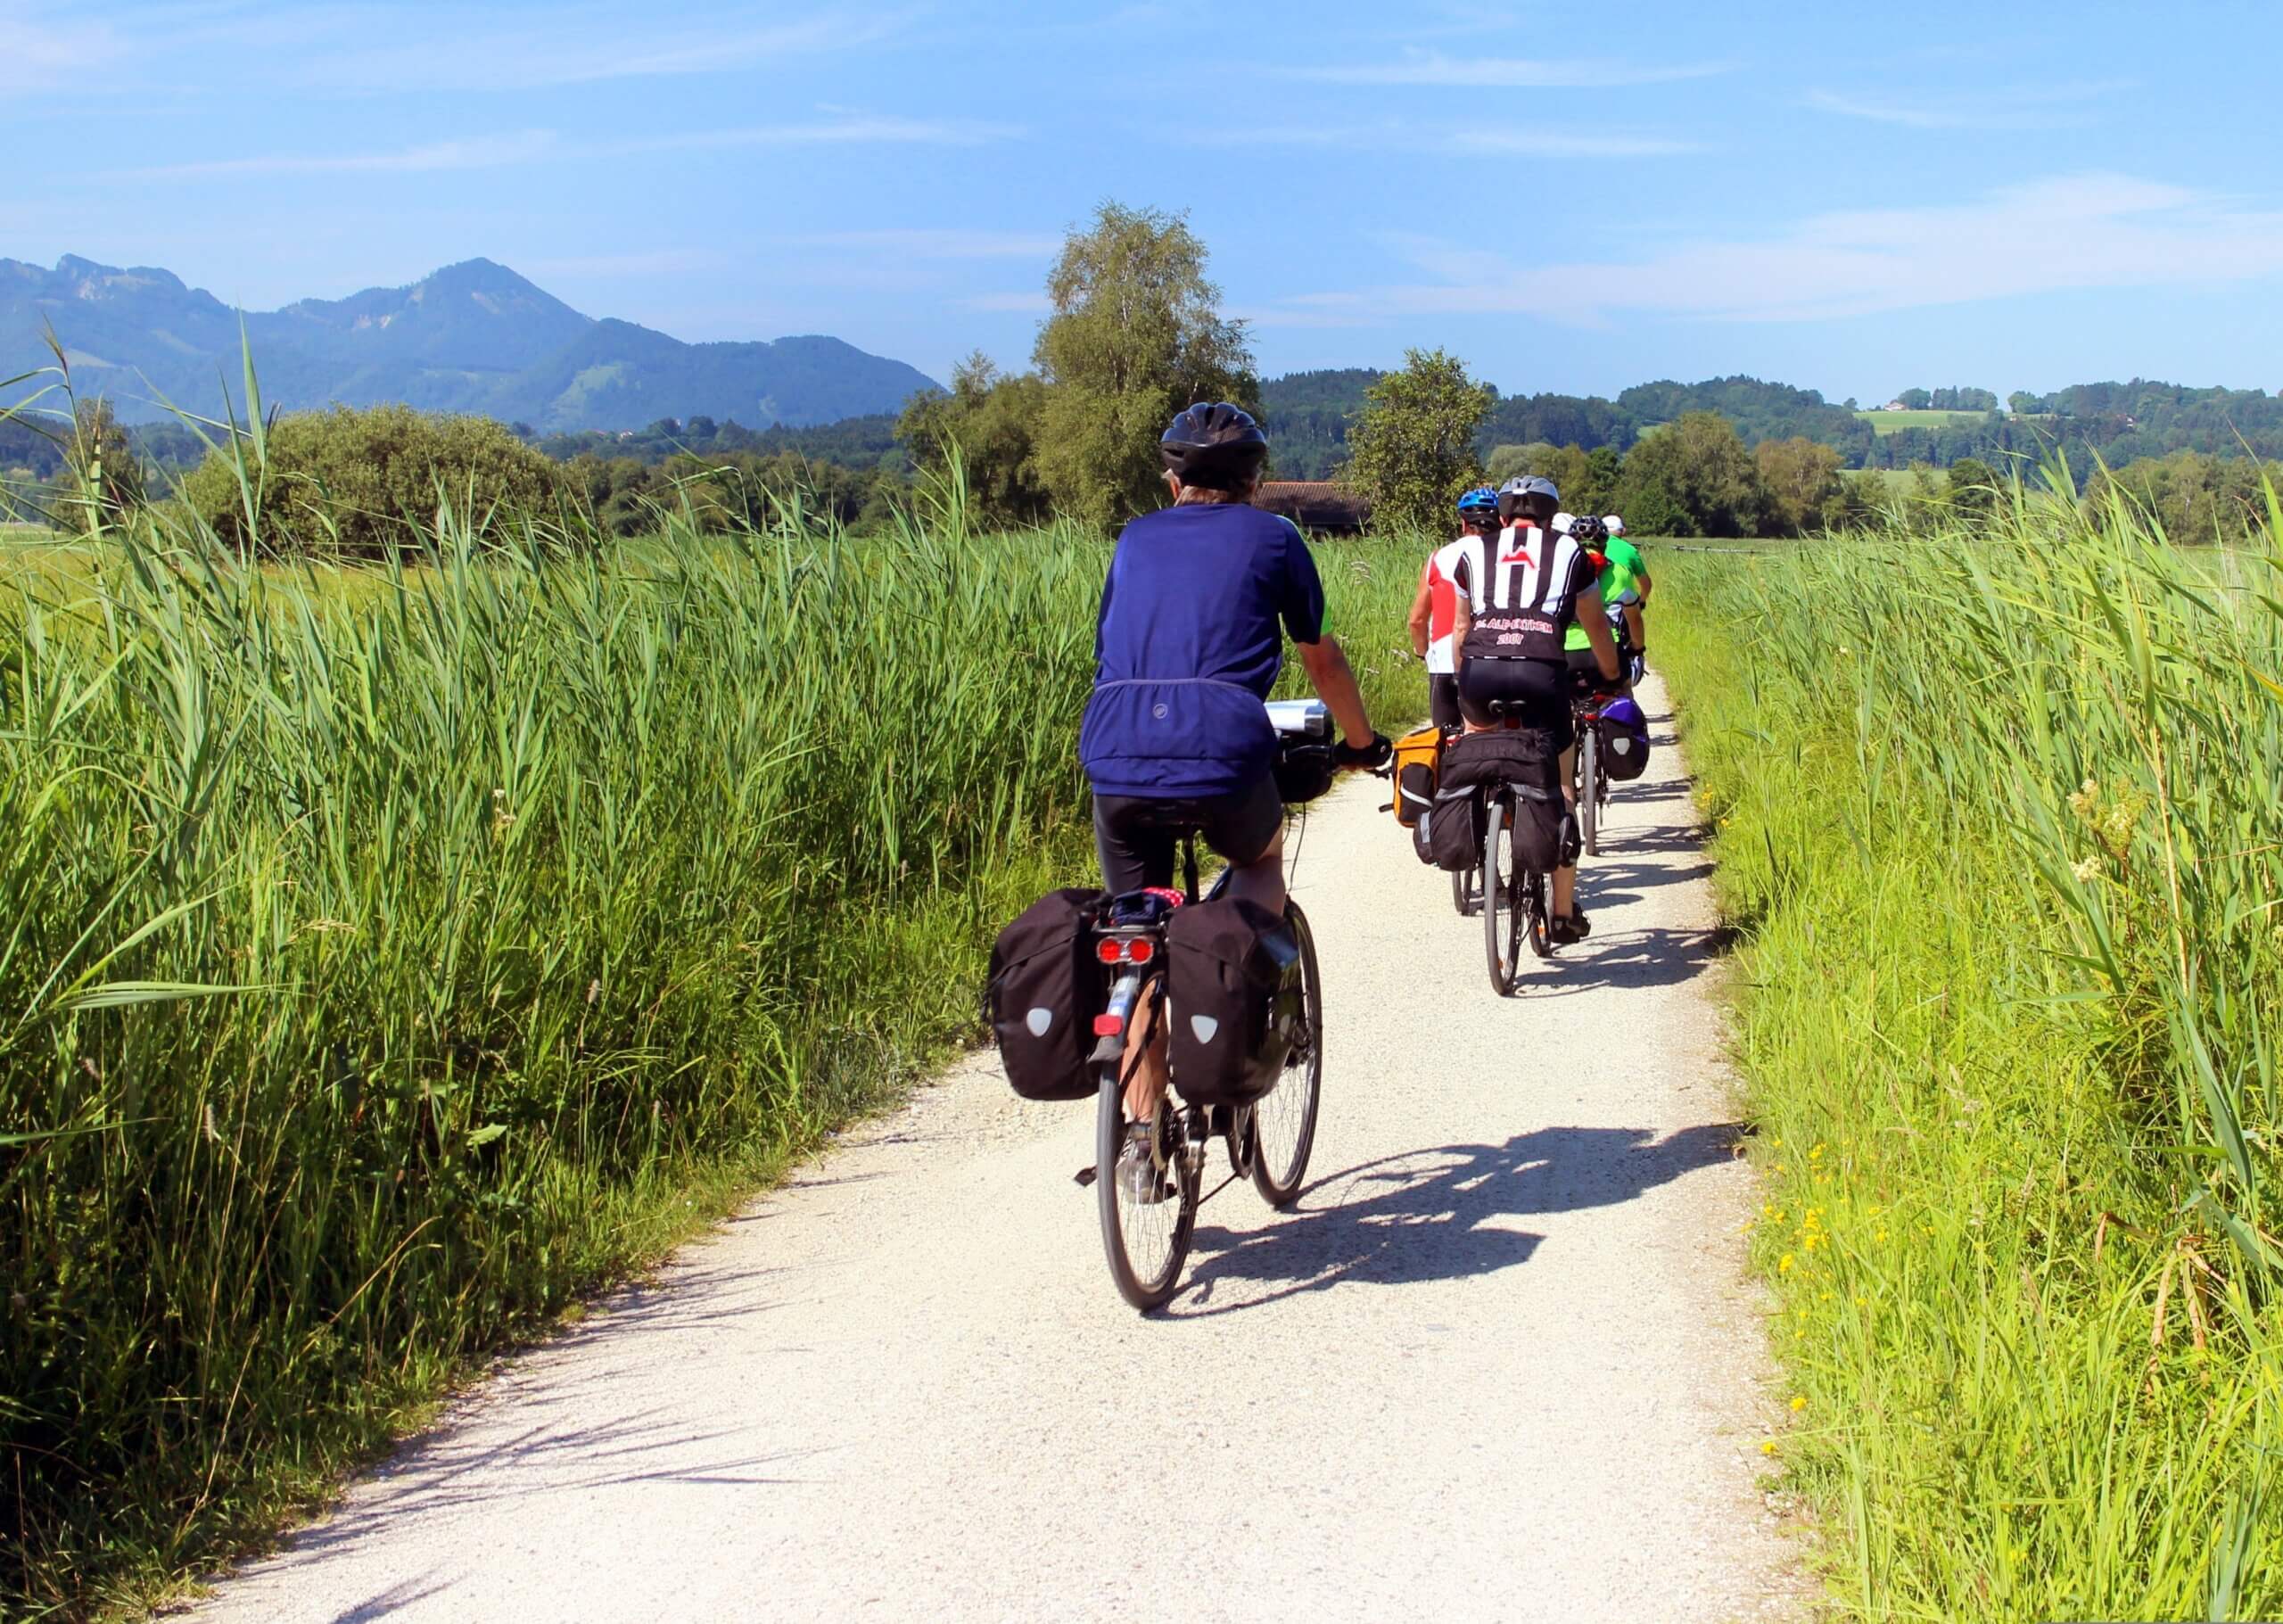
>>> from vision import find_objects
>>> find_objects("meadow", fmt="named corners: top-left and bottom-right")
top-left (0, 474), bottom-right (1427, 1616)
top-left (1657, 479), bottom-right (2283, 1620)
top-left (1856, 409), bottom-right (1987, 436)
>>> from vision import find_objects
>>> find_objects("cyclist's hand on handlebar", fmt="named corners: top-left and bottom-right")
top-left (1333, 731), bottom-right (1392, 772)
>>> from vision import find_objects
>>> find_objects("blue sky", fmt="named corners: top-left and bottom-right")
top-left (8, 0), bottom-right (2283, 401)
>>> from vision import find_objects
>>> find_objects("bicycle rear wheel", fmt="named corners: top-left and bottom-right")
top-left (1096, 1062), bottom-right (1198, 1312)
top-left (1578, 730), bottom-right (1600, 857)
top-left (1482, 797), bottom-right (1522, 995)
top-left (1251, 901), bottom-right (1323, 1207)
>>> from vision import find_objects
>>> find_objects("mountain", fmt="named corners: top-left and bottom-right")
top-left (0, 255), bottom-right (939, 432)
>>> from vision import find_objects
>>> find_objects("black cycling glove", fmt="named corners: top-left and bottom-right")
top-left (1333, 732), bottom-right (1393, 771)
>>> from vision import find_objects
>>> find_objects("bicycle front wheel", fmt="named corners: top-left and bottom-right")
top-left (1251, 901), bottom-right (1323, 1207)
top-left (1482, 797), bottom-right (1521, 995)
top-left (1451, 863), bottom-right (1477, 917)
top-left (1097, 1064), bottom-right (1197, 1312)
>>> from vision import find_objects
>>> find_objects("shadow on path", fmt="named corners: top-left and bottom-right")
top-left (1170, 1122), bottom-right (1742, 1317)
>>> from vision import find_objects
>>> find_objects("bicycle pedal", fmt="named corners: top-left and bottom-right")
top-left (1074, 1166), bottom-right (1098, 1188)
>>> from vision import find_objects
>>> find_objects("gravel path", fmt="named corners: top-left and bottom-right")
top-left (193, 676), bottom-right (1799, 1623)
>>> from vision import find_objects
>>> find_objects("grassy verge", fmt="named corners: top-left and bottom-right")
top-left (0, 483), bottom-right (1427, 1617)
top-left (1652, 485), bottom-right (2282, 1620)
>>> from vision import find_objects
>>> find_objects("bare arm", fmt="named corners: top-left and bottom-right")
top-left (1449, 595), bottom-right (1471, 672)
top-left (1296, 635), bottom-right (1374, 748)
top-left (1578, 582), bottom-right (1620, 680)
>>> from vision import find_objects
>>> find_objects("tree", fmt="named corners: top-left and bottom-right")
top-left (1616, 412), bottom-right (1772, 538)
top-left (2007, 392), bottom-right (2046, 416)
top-left (895, 352), bottom-right (1052, 528)
top-left (1897, 388), bottom-right (1933, 410)
top-left (1753, 436), bottom-right (1847, 535)
top-left (1029, 202), bottom-right (1256, 530)
top-left (58, 398), bottom-right (144, 533)
top-left (1341, 348), bottom-right (1494, 535)
top-left (179, 405), bottom-right (566, 555)
top-left (1946, 456), bottom-right (1999, 521)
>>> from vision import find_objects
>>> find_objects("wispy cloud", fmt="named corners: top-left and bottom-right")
top-left (962, 293), bottom-right (1053, 314)
top-left (603, 117), bottom-right (1019, 157)
top-left (125, 131), bottom-right (561, 179)
top-left (112, 117), bottom-right (1018, 181)
top-left (299, 9), bottom-right (912, 92)
top-left (787, 229), bottom-right (1064, 259)
top-left (1280, 46), bottom-right (1733, 87)
top-left (1451, 129), bottom-right (1702, 158)
top-left (1806, 78), bottom-right (2128, 131)
top-left (1191, 120), bottom-right (1700, 160)
top-left (523, 249), bottom-right (729, 280)
top-left (1267, 174), bottom-right (2283, 326)
top-left (0, 9), bottom-right (123, 79)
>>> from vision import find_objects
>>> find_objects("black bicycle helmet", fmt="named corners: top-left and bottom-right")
top-left (1160, 402), bottom-right (1268, 487)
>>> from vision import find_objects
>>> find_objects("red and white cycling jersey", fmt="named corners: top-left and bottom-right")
top-left (1420, 535), bottom-right (1472, 674)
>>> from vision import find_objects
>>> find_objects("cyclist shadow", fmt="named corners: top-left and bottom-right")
top-left (1512, 924), bottom-right (1730, 997)
top-left (1171, 1121), bottom-right (1742, 1317)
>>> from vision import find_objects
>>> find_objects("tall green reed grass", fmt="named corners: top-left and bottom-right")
top-left (0, 438), bottom-right (1426, 1614)
top-left (1657, 474), bottom-right (2283, 1620)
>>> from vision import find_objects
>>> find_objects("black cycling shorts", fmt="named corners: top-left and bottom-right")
top-left (1428, 672), bottom-right (1462, 733)
top-left (1092, 772), bottom-right (1284, 894)
top-left (1456, 657), bottom-right (1574, 749)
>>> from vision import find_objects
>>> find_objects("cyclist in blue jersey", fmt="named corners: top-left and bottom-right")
top-left (1080, 403), bottom-right (1389, 1125)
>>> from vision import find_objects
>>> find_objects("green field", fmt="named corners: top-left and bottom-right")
top-left (0, 483), bottom-right (1428, 1616)
top-left (1856, 408), bottom-right (1985, 435)
top-left (1658, 489), bottom-right (2283, 1620)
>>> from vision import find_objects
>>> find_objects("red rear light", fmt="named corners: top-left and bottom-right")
top-left (1096, 939), bottom-right (1125, 964)
top-left (1125, 937), bottom-right (1156, 965)
top-left (1093, 1014), bottom-right (1125, 1037)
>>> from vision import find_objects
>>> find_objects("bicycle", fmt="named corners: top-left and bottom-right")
top-left (1571, 612), bottom-right (1643, 859)
top-left (1466, 703), bottom-right (1557, 996)
top-left (1089, 703), bottom-right (1331, 1311)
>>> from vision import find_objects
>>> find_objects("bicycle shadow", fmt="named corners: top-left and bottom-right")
top-left (1169, 1121), bottom-right (1743, 1316)
top-left (1510, 924), bottom-right (1732, 998)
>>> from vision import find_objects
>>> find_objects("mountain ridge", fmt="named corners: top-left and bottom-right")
top-left (1, 254), bottom-right (939, 432)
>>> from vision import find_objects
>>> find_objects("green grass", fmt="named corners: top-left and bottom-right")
top-left (0, 469), bottom-right (1426, 1618)
top-left (1655, 478), bottom-right (2283, 1620)
top-left (1856, 409), bottom-right (1986, 436)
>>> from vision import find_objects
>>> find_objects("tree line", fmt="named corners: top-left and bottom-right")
top-left (8, 202), bottom-right (2275, 548)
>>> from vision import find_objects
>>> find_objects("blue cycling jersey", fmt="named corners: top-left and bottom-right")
top-left (1078, 504), bottom-right (1327, 798)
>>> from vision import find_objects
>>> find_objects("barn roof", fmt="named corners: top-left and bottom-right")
top-left (1255, 481), bottom-right (1372, 532)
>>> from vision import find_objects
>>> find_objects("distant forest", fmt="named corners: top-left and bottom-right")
top-left (8, 372), bottom-right (2279, 505)
top-left (1257, 373), bottom-right (2283, 482)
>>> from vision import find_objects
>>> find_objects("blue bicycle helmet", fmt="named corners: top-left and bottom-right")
top-left (1456, 485), bottom-right (1498, 516)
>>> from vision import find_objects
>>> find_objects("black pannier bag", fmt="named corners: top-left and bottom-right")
top-left (1166, 896), bottom-right (1299, 1107)
top-left (1422, 785), bottom-right (1484, 872)
top-left (1442, 727), bottom-right (1568, 874)
top-left (985, 887), bottom-right (1108, 1101)
top-left (1273, 744), bottom-right (1336, 807)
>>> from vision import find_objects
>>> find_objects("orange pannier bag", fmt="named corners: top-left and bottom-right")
top-left (1389, 724), bottom-right (1443, 828)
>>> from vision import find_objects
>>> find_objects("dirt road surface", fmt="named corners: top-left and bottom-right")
top-left (194, 677), bottom-right (1798, 1622)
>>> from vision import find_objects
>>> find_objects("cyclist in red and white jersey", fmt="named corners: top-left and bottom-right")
top-left (1406, 486), bottom-right (1502, 732)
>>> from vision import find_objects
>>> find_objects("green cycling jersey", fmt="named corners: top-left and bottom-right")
top-left (1565, 536), bottom-right (1648, 649)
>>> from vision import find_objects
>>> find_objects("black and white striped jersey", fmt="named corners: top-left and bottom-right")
top-left (1448, 524), bottom-right (1597, 662)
